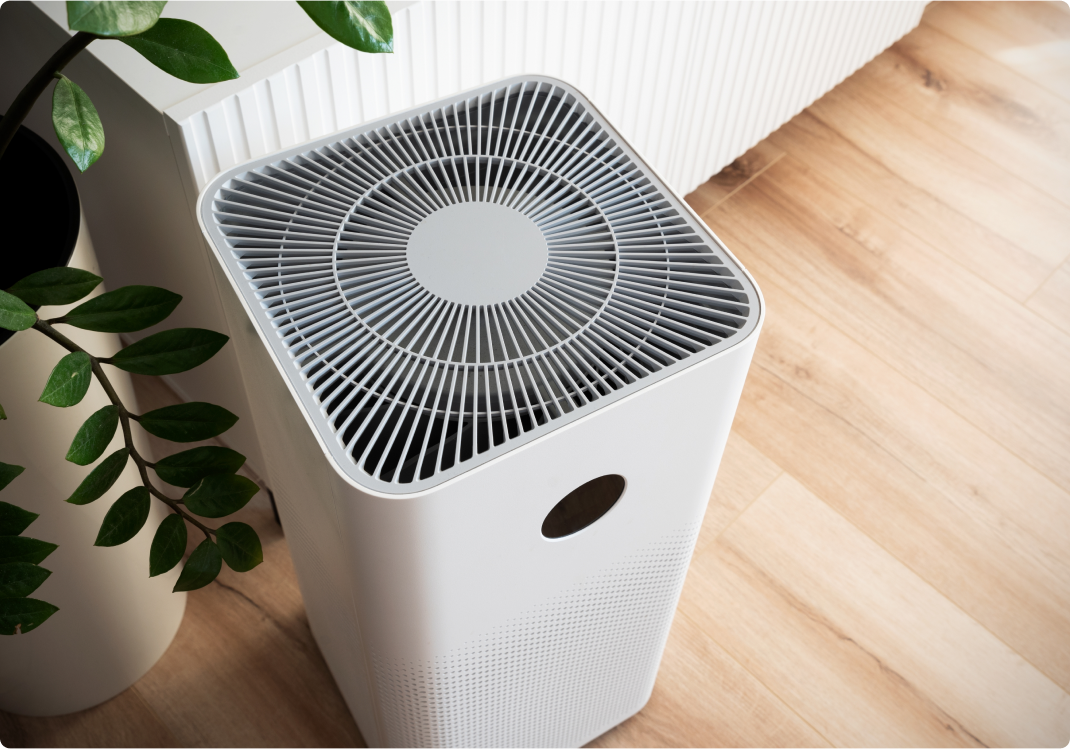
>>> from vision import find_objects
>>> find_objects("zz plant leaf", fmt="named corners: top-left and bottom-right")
top-left (0, 598), bottom-right (59, 635)
top-left (149, 514), bottom-right (186, 577)
top-left (108, 328), bottom-right (228, 376)
top-left (52, 75), bottom-right (105, 173)
top-left (0, 536), bottom-right (58, 566)
top-left (66, 405), bottom-right (120, 466)
top-left (154, 446), bottom-right (245, 488)
top-left (57, 286), bottom-right (181, 333)
top-left (0, 463), bottom-right (25, 493)
top-left (216, 522), bottom-right (263, 572)
top-left (0, 290), bottom-right (36, 332)
top-left (120, 18), bottom-right (239, 83)
top-left (297, 1), bottom-right (393, 53)
top-left (0, 562), bottom-right (52, 599)
top-left (66, 1), bottom-right (166, 36)
top-left (183, 474), bottom-right (259, 519)
top-left (95, 487), bottom-right (150, 547)
top-left (39, 351), bottom-right (93, 407)
top-left (139, 402), bottom-right (238, 442)
top-left (0, 500), bottom-right (37, 537)
top-left (7, 267), bottom-right (102, 306)
top-left (67, 448), bottom-right (128, 505)
top-left (173, 537), bottom-right (222, 592)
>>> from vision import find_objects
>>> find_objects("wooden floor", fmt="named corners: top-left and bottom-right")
top-left (3, 2), bottom-right (1070, 746)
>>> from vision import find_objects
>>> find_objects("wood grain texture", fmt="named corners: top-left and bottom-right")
top-left (1028, 258), bottom-right (1070, 334)
top-left (709, 155), bottom-right (1070, 493)
top-left (682, 476), bottom-right (1070, 748)
top-left (685, 141), bottom-right (785, 217)
top-left (924, 2), bottom-right (1070, 102)
top-left (4, 3), bottom-right (1070, 747)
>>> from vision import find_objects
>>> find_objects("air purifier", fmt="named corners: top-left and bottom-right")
top-left (197, 75), bottom-right (763, 748)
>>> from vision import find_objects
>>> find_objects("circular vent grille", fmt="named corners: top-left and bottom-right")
top-left (209, 78), bottom-right (755, 491)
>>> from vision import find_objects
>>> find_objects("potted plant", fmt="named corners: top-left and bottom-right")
top-left (0, 0), bottom-right (392, 716)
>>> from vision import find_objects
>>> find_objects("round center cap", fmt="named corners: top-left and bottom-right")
top-left (406, 202), bottom-right (548, 306)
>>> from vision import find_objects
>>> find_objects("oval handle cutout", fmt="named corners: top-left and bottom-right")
top-left (542, 474), bottom-right (626, 539)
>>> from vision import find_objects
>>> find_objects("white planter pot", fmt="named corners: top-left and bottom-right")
top-left (0, 210), bottom-right (186, 716)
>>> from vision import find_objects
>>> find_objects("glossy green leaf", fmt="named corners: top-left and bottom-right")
top-left (39, 351), bottom-right (93, 407)
top-left (0, 536), bottom-right (58, 565)
top-left (173, 537), bottom-right (221, 592)
top-left (0, 597), bottom-right (59, 635)
top-left (216, 522), bottom-right (262, 572)
top-left (0, 463), bottom-right (25, 493)
top-left (0, 500), bottom-right (37, 536)
top-left (297, 1), bottom-right (392, 53)
top-left (58, 285), bottom-right (181, 333)
top-left (66, 405), bottom-right (120, 466)
top-left (52, 75), bottom-right (104, 173)
top-left (66, 1), bottom-right (166, 36)
top-left (119, 18), bottom-right (238, 83)
top-left (154, 446), bottom-right (245, 488)
top-left (0, 289), bottom-right (36, 332)
top-left (139, 402), bottom-right (237, 442)
top-left (108, 328), bottom-right (228, 376)
top-left (7, 267), bottom-right (102, 307)
top-left (67, 448), bottom-right (128, 505)
top-left (0, 562), bottom-right (52, 599)
top-left (149, 513), bottom-right (186, 577)
top-left (94, 487), bottom-right (150, 547)
top-left (0, 402), bottom-right (6, 419)
top-left (183, 473), bottom-right (258, 518)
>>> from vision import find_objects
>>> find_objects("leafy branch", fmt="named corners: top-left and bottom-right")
top-left (1, 270), bottom-right (263, 604)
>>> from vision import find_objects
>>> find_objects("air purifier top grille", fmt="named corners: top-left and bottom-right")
top-left (200, 76), bottom-right (760, 495)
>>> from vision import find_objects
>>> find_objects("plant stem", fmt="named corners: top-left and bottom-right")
top-left (32, 318), bottom-right (216, 540)
top-left (0, 31), bottom-right (96, 163)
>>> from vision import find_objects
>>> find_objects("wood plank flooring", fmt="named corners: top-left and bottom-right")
top-left (3, 3), bottom-right (1069, 746)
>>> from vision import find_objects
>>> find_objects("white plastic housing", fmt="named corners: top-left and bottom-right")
top-left (199, 76), bottom-right (763, 747)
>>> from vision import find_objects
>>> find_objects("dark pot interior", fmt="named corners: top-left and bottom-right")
top-left (0, 120), bottom-right (81, 346)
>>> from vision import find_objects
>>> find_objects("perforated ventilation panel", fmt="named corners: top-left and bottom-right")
top-left (369, 522), bottom-right (700, 747)
top-left (201, 76), bottom-right (760, 493)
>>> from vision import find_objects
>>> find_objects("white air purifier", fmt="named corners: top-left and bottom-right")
top-left (198, 75), bottom-right (763, 748)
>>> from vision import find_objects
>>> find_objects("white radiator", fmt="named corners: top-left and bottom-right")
top-left (174, 1), bottom-right (925, 197)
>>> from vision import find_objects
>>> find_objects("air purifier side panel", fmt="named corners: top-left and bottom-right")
top-left (206, 254), bottom-right (384, 747)
top-left (335, 332), bottom-right (759, 746)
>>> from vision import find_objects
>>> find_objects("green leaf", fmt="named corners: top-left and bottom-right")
top-left (7, 267), bottom-right (103, 307)
top-left (94, 487), bottom-right (150, 547)
top-left (66, 405), bottom-right (120, 466)
top-left (39, 351), bottom-right (93, 407)
top-left (139, 402), bottom-right (238, 442)
top-left (52, 75), bottom-right (105, 173)
top-left (173, 537), bottom-right (221, 592)
top-left (149, 513), bottom-right (186, 577)
top-left (0, 289), bottom-right (36, 332)
top-left (0, 536), bottom-right (58, 565)
top-left (297, 1), bottom-right (393, 53)
top-left (215, 522), bottom-right (262, 572)
top-left (0, 402), bottom-right (5, 419)
top-left (0, 562), bottom-right (52, 599)
top-left (0, 500), bottom-right (37, 536)
top-left (0, 463), bottom-right (25, 493)
top-left (58, 285), bottom-right (181, 333)
top-left (0, 597), bottom-right (59, 635)
top-left (154, 446), bottom-right (245, 488)
top-left (119, 18), bottom-right (238, 83)
top-left (67, 448), bottom-right (128, 505)
top-left (108, 328), bottom-right (228, 376)
top-left (67, 1), bottom-right (166, 36)
top-left (183, 473), bottom-right (258, 519)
